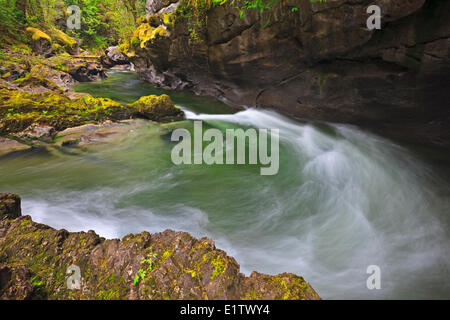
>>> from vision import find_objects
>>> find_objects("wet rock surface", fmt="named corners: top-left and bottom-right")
top-left (131, 0), bottom-right (450, 148)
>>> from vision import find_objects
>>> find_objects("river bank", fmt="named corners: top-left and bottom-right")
top-left (0, 193), bottom-right (320, 300)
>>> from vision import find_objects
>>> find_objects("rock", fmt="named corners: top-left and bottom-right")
top-left (14, 72), bottom-right (64, 94)
top-left (55, 120), bottom-right (148, 147)
top-left (0, 199), bottom-right (320, 300)
top-left (27, 65), bottom-right (76, 92)
top-left (49, 28), bottom-right (79, 55)
top-left (0, 64), bottom-right (26, 82)
top-left (68, 61), bottom-right (107, 82)
top-left (131, 0), bottom-right (450, 149)
top-left (25, 27), bottom-right (52, 57)
top-left (0, 193), bottom-right (21, 219)
top-left (128, 94), bottom-right (184, 122)
top-left (0, 265), bottom-right (37, 300)
top-left (0, 89), bottom-right (131, 135)
top-left (101, 46), bottom-right (130, 68)
top-left (145, 0), bottom-right (180, 16)
top-left (0, 138), bottom-right (31, 158)
top-left (16, 123), bottom-right (56, 142)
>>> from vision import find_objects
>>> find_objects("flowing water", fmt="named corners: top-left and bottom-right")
top-left (1, 71), bottom-right (450, 299)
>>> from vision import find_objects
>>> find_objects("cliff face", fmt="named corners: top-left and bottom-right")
top-left (131, 0), bottom-right (450, 148)
top-left (0, 194), bottom-right (320, 300)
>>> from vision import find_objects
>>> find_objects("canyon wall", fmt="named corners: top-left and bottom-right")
top-left (132, 0), bottom-right (450, 147)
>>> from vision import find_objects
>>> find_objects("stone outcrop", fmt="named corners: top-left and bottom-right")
top-left (130, 0), bottom-right (450, 148)
top-left (100, 46), bottom-right (131, 69)
top-left (0, 193), bottom-right (320, 300)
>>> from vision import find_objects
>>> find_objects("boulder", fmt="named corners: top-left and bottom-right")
top-left (16, 123), bottom-right (56, 142)
top-left (101, 46), bottom-right (130, 68)
top-left (68, 61), bottom-right (107, 82)
top-left (0, 265), bottom-right (37, 300)
top-left (128, 94), bottom-right (184, 122)
top-left (25, 27), bottom-right (52, 57)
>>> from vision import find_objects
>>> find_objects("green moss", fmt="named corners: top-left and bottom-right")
top-left (26, 27), bottom-right (52, 43)
top-left (128, 94), bottom-right (184, 122)
top-left (210, 254), bottom-right (227, 279)
top-left (163, 13), bottom-right (176, 30)
top-left (0, 89), bottom-right (131, 135)
top-left (14, 74), bottom-right (63, 92)
top-left (133, 23), bottom-right (169, 48)
top-left (50, 28), bottom-right (78, 51)
top-left (242, 287), bottom-right (264, 300)
top-left (162, 250), bottom-right (171, 261)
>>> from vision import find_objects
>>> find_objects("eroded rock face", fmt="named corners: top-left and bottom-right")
top-left (132, 0), bottom-right (450, 148)
top-left (0, 195), bottom-right (320, 300)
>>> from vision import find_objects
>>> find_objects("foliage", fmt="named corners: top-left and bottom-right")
top-left (134, 252), bottom-right (158, 286)
top-left (175, 0), bottom-right (297, 43)
top-left (0, 0), bottom-right (147, 52)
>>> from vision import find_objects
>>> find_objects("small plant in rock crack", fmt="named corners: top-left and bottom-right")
top-left (134, 252), bottom-right (158, 286)
top-left (30, 276), bottom-right (42, 287)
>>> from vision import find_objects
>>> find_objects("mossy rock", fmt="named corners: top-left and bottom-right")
top-left (0, 196), bottom-right (321, 300)
top-left (133, 24), bottom-right (169, 48)
top-left (14, 74), bottom-right (64, 93)
top-left (147, 14), bottom-right (164, 27)
top-left (49, 28), bottom-right (79, 55)
top-left (0, 89), bottom-right (131, 135)
top-left (25, 27), bottom-right (52, 57)
top-left (128, 94), bottom-right (184, 122)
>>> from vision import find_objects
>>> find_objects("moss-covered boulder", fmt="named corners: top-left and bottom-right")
top-left (25, 27), bottom-right (52, 57)
top-left (0, 89), bottom-right (132, 135)
top-left (128, 94), bottom-right (184, 122)
top-left (0, 194), bottom-right (320, 300)
top-left (49, 28), bottom-right (79, 55)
